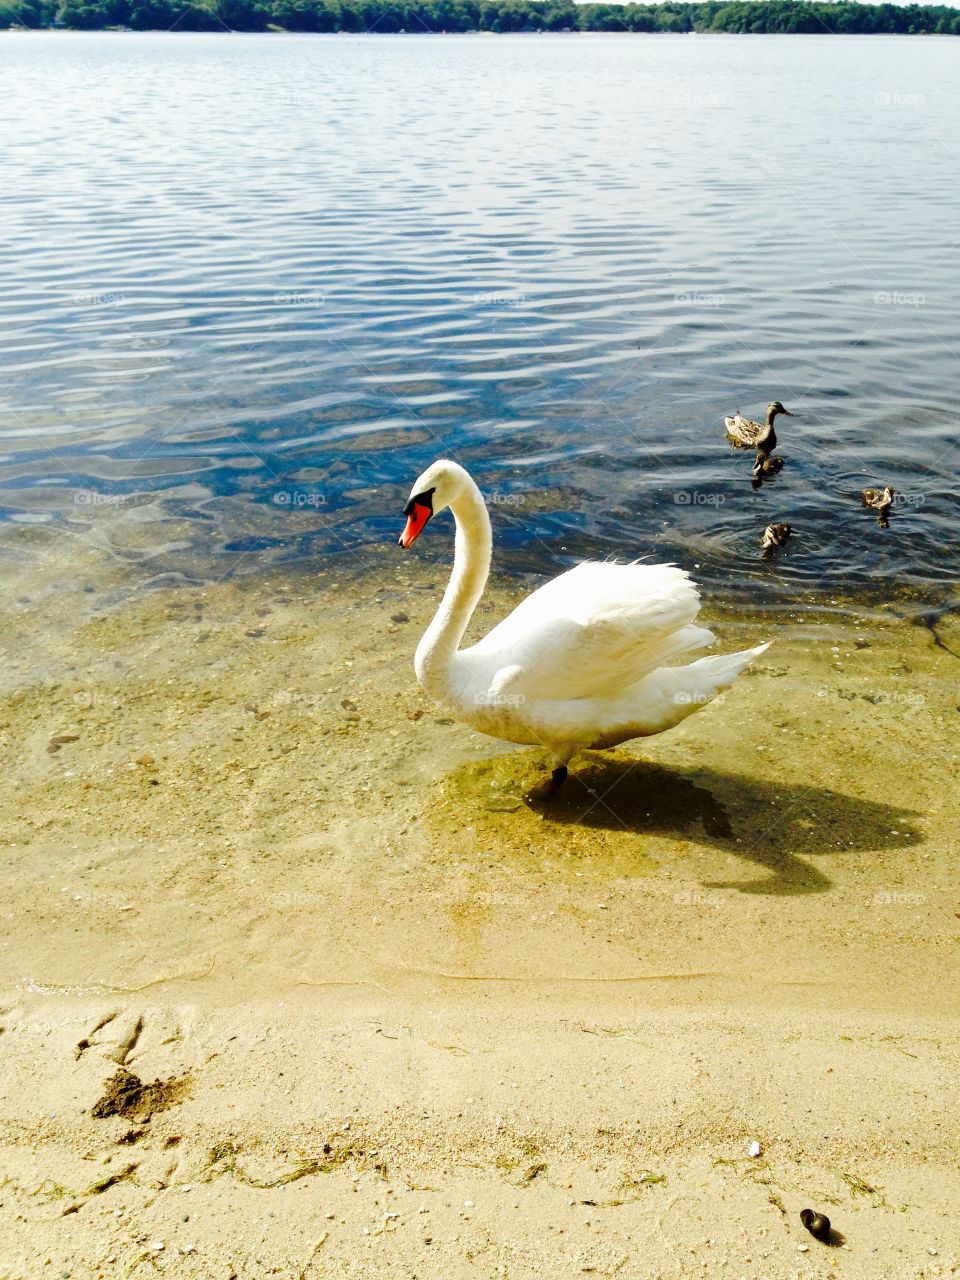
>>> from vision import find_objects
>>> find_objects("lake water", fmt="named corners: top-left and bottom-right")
top-left (1, 31), bottom-right (958, 613)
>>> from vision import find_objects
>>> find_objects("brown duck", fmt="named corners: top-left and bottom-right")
top-left (761, 522), bottom-right (792, 556)
top-left (725, 401), bottom-right (794, 456)
top-left (861, 485), bottom-right (894, 518)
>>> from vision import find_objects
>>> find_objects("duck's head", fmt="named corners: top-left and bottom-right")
top-left (398, 459), bottom-right (470, 548)
top-left (767, 401), bottom-right (794, 423)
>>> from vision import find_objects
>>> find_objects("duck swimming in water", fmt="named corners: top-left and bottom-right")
top-left (862, 485), bottom-right (894, 524)
top-left (752, 453), bottom-right (785, 480)
top-left (761, 522), bottom-right (792, 556)
top-left (725, 402), bottom-right (794, 456)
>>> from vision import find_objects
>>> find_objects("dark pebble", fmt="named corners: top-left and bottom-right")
top-left (800, 1208), bottom-right (832, 1242)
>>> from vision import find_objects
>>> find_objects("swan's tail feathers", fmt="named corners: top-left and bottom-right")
top-left (686, 640), bottom-right (771, 697)
top-left (658, 623), bottom-right (716, 666)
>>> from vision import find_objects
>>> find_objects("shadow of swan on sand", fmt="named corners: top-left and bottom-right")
top-left (440, 750), bottom-right (922, 897)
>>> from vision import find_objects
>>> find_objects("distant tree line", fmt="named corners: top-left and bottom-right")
top-left (7, 0), bottom-right (960, 36)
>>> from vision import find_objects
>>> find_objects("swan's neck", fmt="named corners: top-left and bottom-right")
top-left (414, 480), bottom-right (491, 699)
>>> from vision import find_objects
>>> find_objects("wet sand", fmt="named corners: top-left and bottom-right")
top-left (1, 524), bottom-right (958, 1277)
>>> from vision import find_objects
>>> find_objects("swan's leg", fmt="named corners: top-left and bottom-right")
top-left (544, 747), bottom-right (575, 797)
top-left (545, 764), bottom-right (568, 797)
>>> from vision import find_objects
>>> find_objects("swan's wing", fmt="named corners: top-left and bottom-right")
top-left (470, 561), bottom-right (714, 702)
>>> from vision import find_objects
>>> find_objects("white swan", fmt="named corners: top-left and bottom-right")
top-left (399, 460), bottom-right (768, 790)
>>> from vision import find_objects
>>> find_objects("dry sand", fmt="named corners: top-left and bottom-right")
top-left (1, 524), bottom-right (958, 1278)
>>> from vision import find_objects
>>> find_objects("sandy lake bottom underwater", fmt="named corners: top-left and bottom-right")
top-left (0, 519), bottom-right (958, 1278)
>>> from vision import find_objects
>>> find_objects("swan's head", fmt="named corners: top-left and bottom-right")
top-left (398, 459), bottom-right (471, 549)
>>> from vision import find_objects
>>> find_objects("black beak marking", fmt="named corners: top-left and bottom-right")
top-left (403, 487), bottom-right (435, 518)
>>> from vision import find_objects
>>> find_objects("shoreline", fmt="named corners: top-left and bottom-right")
top-left (5, 25), bottom-right (960, 37)
top-left (7, 30), bottom-right (960, 35)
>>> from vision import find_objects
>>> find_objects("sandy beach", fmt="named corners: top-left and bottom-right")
top-left (1, 522), bottom-right (958, 1278)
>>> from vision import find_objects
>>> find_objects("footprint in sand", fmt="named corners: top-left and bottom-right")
top-left (74, 1009), bottom-right (120, 1060)
top-left (0, 1002), bottom-right (22, 1036)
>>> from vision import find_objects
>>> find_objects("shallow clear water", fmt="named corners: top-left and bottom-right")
top-left (1, 31), bottom-right (958, 610)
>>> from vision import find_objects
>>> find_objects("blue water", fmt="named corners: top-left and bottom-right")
top-left (1, 31), bottom-right (958, 609)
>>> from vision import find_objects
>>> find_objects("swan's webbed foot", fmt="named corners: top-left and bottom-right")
top-left (545, 764), bottom-right (568, 798)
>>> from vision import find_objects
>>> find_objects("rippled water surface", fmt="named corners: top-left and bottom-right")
top-left (1, 31), bottom-right (958, 610)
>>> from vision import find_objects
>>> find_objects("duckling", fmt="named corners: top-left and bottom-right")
top-left (861, 485), bottom-right (894, 517)
top-left (761, 522), bottom-right (791, 556)
top-left (725, 401), bottom-right (794, 455)
top-left (752, 453), bottom-right (785, 481)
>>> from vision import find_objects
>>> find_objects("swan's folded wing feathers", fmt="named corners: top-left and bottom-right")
top-left (480, 561), bottom-right (700, 634)
top-left (476, 562), bottom-right (712, 702)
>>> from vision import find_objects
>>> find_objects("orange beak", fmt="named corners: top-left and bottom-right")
top-left (399, 501), bottom-right (432, 549)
